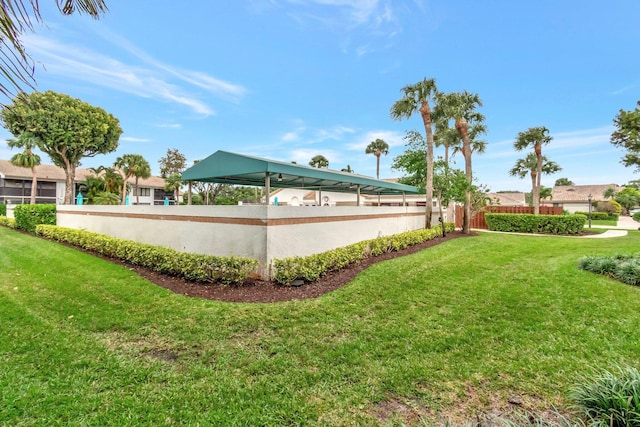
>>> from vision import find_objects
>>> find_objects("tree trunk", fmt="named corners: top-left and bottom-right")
top-left (30, 168), bottom-right (37, 204)
top-left (135, 177), bottom-right (140, 205)
top-left (188, 181), bottom-right (192, 205)
top-left (534, 143), bottom-right (542, 214)
top-left (457, 118), bottom-right (473, 234)
top-left (121, 179), bottom-right (128, 205)
top-left (64, 163), bottom-right (76, 205)
top-left (375, 152), bottom-right (381, 179)
top-left (437, 193), bottom-right (446, 237)
top-left (530, 171), bottom-right (537, 208)
top-left (421, 101), bottom-right (434, 229)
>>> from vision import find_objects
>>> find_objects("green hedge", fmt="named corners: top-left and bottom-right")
top-left (272, 223), bottom-right (456, 285)
top-left (0, 216), bottom-right (16, 228)
top-left (0, 204), bottom-right (6, 216)
top-left (575, 211), bottom-right (618, 221)
top-left (35, 225), bottom-right (258, 285)
top-left (485, 213), bottom-right (586, 235)
top-left (14, 204), bottom-right (56, 232)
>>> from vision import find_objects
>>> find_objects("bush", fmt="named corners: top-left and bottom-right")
top-left (14, 204), bottom-right (56, 232)
top-left (576, 211), bottom-right (617, 221)
top-left (0, 216), bottom-right (16, 228)
top-left (35, 224), bottom-right (258, 285)
top-left (0, 204), bottom-right (6, 216)
top-left (272, 223), bottom-right (455, 285)
top-left (634, 211), bottom-right (640, 222)
top-left (485, 213), bottom-right (586, 235)
top-left (579, 253), bottom-right (640, 287)
top-left (570, 365), bottom-right (640, 426)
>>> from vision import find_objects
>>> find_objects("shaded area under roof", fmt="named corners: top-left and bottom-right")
top-left (181, 151), bottom-right (420, 196)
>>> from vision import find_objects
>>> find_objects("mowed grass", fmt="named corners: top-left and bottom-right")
top-left (2, 227), bottom-right (640, 426)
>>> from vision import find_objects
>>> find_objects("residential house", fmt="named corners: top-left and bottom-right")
top-left (550, 184), bottom-right (622, 213)
top-left (487, 192), bottom-right (527, 206)
top-left (0, 159), bottom-right (172, 205)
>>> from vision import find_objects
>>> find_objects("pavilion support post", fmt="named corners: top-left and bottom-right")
top-left (265, 172), bottom-right (270, 205)
top-left (356, 185), bottom-right (361, 206)
top-left (403, 191), bottom-right (406, 206)
top-left (318, 188), bottom-right (322, 206)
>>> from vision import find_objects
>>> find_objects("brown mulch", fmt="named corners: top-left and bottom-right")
top-left (104, 231), bottom-right (476, 303)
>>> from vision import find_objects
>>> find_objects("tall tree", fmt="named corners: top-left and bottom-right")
top-left (434, 91), bottom-right (485, 234)
top-left (0, 1), bottom-right (108, 100)
top-left (114, 154), bottom-right (151, 205)
top-left (1, 91), bottom-right (122, 204)
top-left (554, 177), bottom-right (574, 186)
top-left (7, 132), bottom-right (41, 204)
top-left (513, 126), bottom-right (552, 215)
top-left (432, 159), bottom-right (468, 237)
top-left (365, 138), bottom-right (389, 179)
top-left (390, 78), bottom-right (438, 229)
top-left (434, 126), bottom-right (459, 165)
top-left (309, 155), bottom-right (329, 168)
top-left (391, 130), bottom-right (427, 188)
top-left (610, 100), bottom-right (640, 172)
top-left (159, 148), bottom-right (187, 178)
top-left (509, 153), bottom-right (561, 207)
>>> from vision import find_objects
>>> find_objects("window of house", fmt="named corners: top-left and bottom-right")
top-left (138, 187), bottom-right (150, 196)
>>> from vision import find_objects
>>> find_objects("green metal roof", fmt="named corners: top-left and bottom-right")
top-left (181, 150), bottom-right (420, 195)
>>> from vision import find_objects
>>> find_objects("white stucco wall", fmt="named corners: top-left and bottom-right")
top-left (56, 205), bottom-right (434, 278)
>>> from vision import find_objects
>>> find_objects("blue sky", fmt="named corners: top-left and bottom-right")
top-left (1, 0), bottom-right (639, 192)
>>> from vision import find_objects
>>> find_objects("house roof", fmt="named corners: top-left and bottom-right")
top-left (487, 192), bottom-right (526, 206)
top-left (181, 150), bottom-right (420, 196)
top-left (0, 159), bottom-right (166, 188)
top-left (551, 184), bottom-right (622, 202)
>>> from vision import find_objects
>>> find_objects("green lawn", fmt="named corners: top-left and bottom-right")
top-left (2, 227), bottom-right (640, 426)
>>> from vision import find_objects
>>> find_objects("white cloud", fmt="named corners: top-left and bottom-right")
top-left (156, 123), bottom-right (182, 129)
top-left (289, 148), bottom-right (341, 166)
top-left (346, 129), bottom-right (404, 150)
top-left (121, 136), bottom-right (152, 143)
top-left (23, 32), bottom-right (247, 117)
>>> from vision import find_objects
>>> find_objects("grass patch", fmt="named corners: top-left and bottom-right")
top-left (589, 219), bottom-right (618, 227)
top-left (2, 227), bottom-right (640, 425)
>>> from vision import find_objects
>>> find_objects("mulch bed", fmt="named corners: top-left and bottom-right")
top-left (105, 231), bottom-right (476, 303)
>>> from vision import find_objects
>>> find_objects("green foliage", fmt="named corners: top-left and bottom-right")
top-left (0, 91), bottom-right (122, 204)
top-left (0, 215), bottom-right (16, 228)
top-left (576, 211), bottom-right (618, 221)
top-left (0, 204), bottom-right (5, 216)
top-left (485, 213), bottom-right (586, 235)
top-left (634, 211), bottom-right (640, 222)
top-left (579, 253), bottom-right (640, 286)
top-left (611, 100), bottom-right (640, 173)
top-left (158, 148), bottom-right (187, 178)
top-left (614, 187), bottom-right (640, 214)
top-left (35, 225), bottom-right (258, 285)
top-left (555, 177), bottom-right (575, 186)
top-left (13, 204), bottom-right (56, 232)
top-left (309, 154), bottom-right (329, 168)
top-left (570, 365), bottom-right (640, 426)
top-left (272, 223), bottom-right (455, 285)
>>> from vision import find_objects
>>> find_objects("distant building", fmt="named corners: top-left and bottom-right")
top-left (0, 159), bottom-right (173, 205)
top-left (551, 184), bottom-right (622, 213)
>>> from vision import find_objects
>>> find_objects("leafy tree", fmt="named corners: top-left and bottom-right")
top-left (365, 138), bottom-right (389, 179)
top-left (391, 130), bottom-right (428, 189)
top-left (554, 177), bottom-right (574, 186)
top-left (509, 153), bottom-right (561, 206)
top-left (539, 186), bottom-right (553, 204)
top-left (434, 90), bottom-right (486, 234)
top-left (0, 1), bottom-right (108, 100)
top-left (8, 132), bottom-right (40, 204)
top-left (432, 159), bottom-right (468, 237)
top-left (309, 155), bottom-right (329, 168)
top-left (513, 126), bottom-right (552, 215)
top-left (390, 77), bottom-right (438, 229)
top-left (611, 100), bottom-right (640, 171)
top-left (614, 187), bottom-right (640, 214)
top-left (1, 90), bottom-right (122, 204)
top-left (215, 186), bottom-right (261, 205)
top-left (114, 154), bottom-right (151, 205)
top-left (159, 148), bottom-right (187, 178)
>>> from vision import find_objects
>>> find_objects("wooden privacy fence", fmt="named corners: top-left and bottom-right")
top-left (455, 206), bottom-right (563, 229)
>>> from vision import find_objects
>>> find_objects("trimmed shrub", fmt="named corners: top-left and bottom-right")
top-left (0, 204), bottom-right (6, 216)
top-left (575, 211), bottom-right (617, 221)
top-left (35, 224), bottom-right (258, 285)
top-left (272, 223), bottom-right (455, 285)
top-left (570, 365), bottom-right (640, 426)
top-left (0, 216), bottom-right (16, 228)
top-left (634, 211), bottom-right (640, 222)
top-left (14, 204), bottom-right (56, 232)
top-left (485, 213), bottom-right (586, 235)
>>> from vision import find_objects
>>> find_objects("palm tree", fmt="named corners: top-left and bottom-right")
top-left (513, 126), bottom-right (552, 215)
top-left (509, 153), bottom-right (561, 207)
top-left (365, 138), bottom-right (389, 179)
top-left (434, 126), bottom-right (459, 165)
top-left (434, 91), bottom-right (485, 234)
top-left (164, 173), bottom-right (183, 204)
top-left (114, 154), bottom-right (151, 205)
top-left (390, 77), bottom-right (438, 229)
top-left (8, 132), bottom-right (41, 204)
top-left (341, 165), bottom-right (354, 173)
top-left (309, 155), bottom-right (329, 168)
